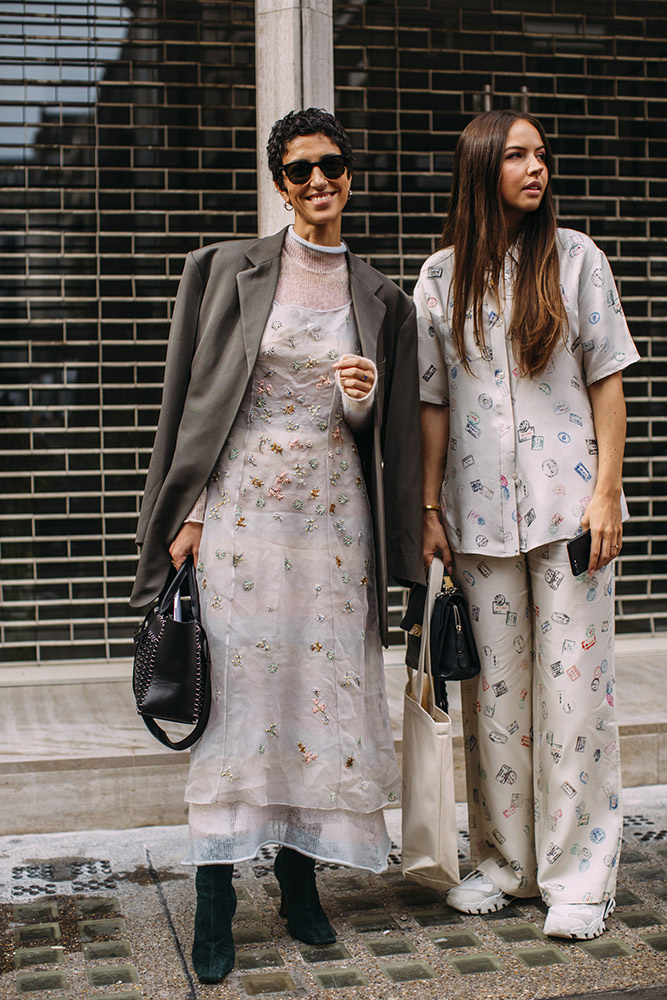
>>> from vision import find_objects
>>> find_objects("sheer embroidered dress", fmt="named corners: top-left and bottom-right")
top-left (183, 228), bottom-right (401, 871)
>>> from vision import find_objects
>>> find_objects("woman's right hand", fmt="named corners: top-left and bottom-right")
top-left (169, 521), bottom-right (203, 571)
top-left (423, 510), bottom-right (453, 575)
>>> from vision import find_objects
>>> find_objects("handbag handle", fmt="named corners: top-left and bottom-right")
top-left (158, 554), bottom-right (201, 620)
top-left (142, 680), bottom-right (212, 751)
top-left (410, 555), bottom-right (445, 709)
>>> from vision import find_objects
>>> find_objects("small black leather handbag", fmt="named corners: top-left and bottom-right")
top-left (400, 564), bottom-right (480, 713)
top-left (132, 554), bottom-right (211, 750)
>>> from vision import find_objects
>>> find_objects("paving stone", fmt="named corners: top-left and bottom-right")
top-left (85, 963), bottom-right (139, 986)
top-left (236, 948), bottom-right (285, 971)
top-left (394, 885), bottom-right (443, 906)
top-left (378, 870), bottom-right (405, 886)
top-left (12, 902), bottom-right (58, 923)
top-left (480, 903), bottom-right (525, 920)
top-left (234, 885), bottom-right (252, 901)
top-left (514, 944), bottom-right (570, 968)
top-left (447, 952), bottom-right (504, 974)
top-left (365, 935), bottom-right (416, 957)
top-left (298, 942), bottom-right (352, 963)
top-left (492, 921), bottom-right (545, 943)
top-left (233, 924), bottom-right (273, 945)
top-left (241, 971), bottom-right (298, 995)
top-left (640, 931), bottom-right (667, 952)
top-left (652, 884), bottom-right (667, 902)
top-left (412, 905), bottom-right (463, 927)
top-left (615, 888), bottom-right (646, 907)
top-left (616, 907), bottom-right (667, 928)
top-left (621, 848), bottom-right (650, 864)
top-left (322, 874), bottom-right (368, 892)
top-left (577, 937), bottom-right (636, 959)
top-left (16, 970), bottom-right (68, 994)
top-left (381, 959), bottom-right (438, 982)
top-left (84, 993), bottom-right (142, 1000)
top-left (78, 917), bottom-right (127, 940)
top-left (236, 902), bottom-right (264, 921)
top-left (630, 865), bottom-right (667, 883)
top-left (262, 881), bottom-right (281, 898)
top-left (428, 928), bottom-right (483, 950)
top-left (75, 897), bottom-right (121, 918)
top-left (14, 922), bottom-right (61, 946)
top-left (83, 939), bottom-right (133, 960)
top-left (336, 892), bottom-right (383, 911)
top-left (312, 966), bottom-right (370, 988)
top-left (348, 912), bottom-right (400, 933)
top-left (14, 946), bottom-right (65, 968)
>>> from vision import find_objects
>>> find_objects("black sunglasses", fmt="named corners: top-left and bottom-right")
top-left (281, 154), bottom-right (347, 185)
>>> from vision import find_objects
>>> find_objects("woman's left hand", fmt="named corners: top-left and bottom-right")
top-left (580, 491), bottom-right (622, 573)
top-left (333, 354), bottom-right (375, 398)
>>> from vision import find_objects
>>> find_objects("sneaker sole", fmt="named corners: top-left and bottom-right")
top-left (447, 893), bottom-right (513, 915)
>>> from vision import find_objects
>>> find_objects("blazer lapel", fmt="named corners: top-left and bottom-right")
top-left (237, 228), bottom-right (287, 377)
top-left (347, 251), bottom-right (386, 360)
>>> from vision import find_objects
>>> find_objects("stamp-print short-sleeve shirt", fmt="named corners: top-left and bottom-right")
top-left (415, 228), bottom-right (640, 557)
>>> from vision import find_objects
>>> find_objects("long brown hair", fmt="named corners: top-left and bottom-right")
top-left (440, 110), bottom-right (566, 377)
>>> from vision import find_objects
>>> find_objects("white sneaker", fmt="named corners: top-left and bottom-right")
top-left (446, 870), bottom-right (514, 914)
top-left (543, 899), bottom-right (615, 940)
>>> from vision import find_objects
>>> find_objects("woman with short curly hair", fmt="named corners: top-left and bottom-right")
top-left (131, 107), bottom-right (423, 982)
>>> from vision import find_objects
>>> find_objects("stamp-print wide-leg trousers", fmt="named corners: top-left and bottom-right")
top-left (453, 542), bottom-right (622, 906)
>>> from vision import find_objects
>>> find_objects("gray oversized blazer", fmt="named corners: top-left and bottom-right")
top-left (130, 227), bottom-right (424, 643)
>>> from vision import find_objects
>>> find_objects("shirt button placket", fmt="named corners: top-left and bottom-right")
top-left (494, 288), bottom-right (520, 556)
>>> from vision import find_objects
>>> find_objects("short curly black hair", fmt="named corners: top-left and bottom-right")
top-left (267, 107), bottom-right (355, 191)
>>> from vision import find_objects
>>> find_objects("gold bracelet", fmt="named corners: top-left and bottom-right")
top-left (423, 504), bottom-right (440, 511)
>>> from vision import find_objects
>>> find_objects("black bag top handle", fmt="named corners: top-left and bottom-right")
top-left (157, 554), bottom-right (201, 620)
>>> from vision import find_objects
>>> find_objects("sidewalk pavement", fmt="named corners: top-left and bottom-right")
top-left (1, 786), bottom-right (666, 1000)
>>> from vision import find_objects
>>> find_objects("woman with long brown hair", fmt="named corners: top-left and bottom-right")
top-left (416, 110), bottom-right (638, 940)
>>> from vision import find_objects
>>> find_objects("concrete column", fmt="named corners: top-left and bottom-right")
top-left (255, 0), bottom-right (334, 236)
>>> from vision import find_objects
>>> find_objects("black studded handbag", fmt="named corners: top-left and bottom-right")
top-left (132, 554), bottom-right (211, 750)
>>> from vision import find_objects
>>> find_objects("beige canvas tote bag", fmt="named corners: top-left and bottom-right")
top-left (401, 556), bottom-right (460, 890)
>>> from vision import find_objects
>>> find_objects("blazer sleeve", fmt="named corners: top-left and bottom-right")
top-left (382, 298), bottom-right (425, 589)
top-left (135, 252), bottom-right (204, 545)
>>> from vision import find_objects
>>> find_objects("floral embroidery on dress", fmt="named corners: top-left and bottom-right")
top-left (297, 741), bottom-right (318, 764)
top-left (231, 651), bottom-right (242, 667)
top-left (340, 671), bottom-right (361, 687)
top-left (265, 723), bottom-right (279, 738)
top-left (242, 580), bottom-right (253, 591)
top-left (215, 548), bottom-right (226, 559)
top-left (312, 691), bottom-right (330, 724)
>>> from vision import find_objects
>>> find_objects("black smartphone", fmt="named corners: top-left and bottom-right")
top-left (567, 530), bottom-right (592, 576)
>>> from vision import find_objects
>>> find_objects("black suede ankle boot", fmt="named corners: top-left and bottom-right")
top-left (274, 847), bottom-right (336, 945)
top-left (192, 864), bottom-right (236, 983)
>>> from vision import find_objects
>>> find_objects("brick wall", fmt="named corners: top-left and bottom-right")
top-left (0, 0), bottom-right (665, 664)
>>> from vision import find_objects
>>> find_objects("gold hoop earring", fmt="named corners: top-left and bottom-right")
top-left (284, 202), bottom-right (294, 212)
